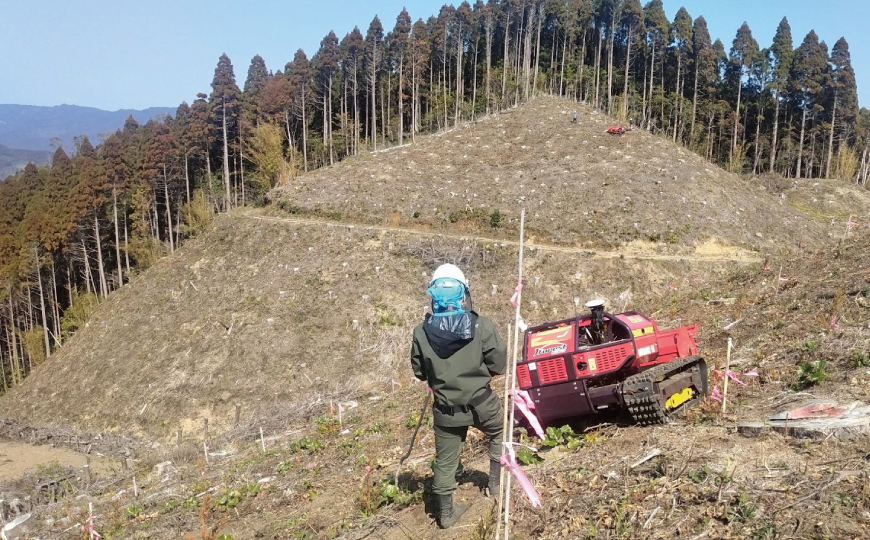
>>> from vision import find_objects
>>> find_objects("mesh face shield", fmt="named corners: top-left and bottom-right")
top-left (426, 278), bottom-right (474, 339)
top-left (427, 278), bottom-right (467, 314)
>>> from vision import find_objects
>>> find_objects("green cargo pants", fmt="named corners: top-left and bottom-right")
top-left (431, 395), bottom-right (504, 496)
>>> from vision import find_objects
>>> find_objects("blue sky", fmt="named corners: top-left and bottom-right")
top-left (1, 0), bottom-right (867, 111)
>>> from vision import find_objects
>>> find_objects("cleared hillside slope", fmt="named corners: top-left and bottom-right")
top-left (2, 96), bottom-right (866, 439)
top-left (0, 211), bottom-right (743, 437)
top-left (1, 96), bottom-right (869, 540)
top-left (2, 221), bottom-right (867, 540)
top-left (272, 96), bottom-right (840, 253)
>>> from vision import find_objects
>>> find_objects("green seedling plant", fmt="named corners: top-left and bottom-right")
top-left (688, 466), bottom-right (711, 483)
top-left (541, 424), bottom-right (592, 451)
top-left (849, 350), bottom-right (870, 368)
top-left (516, 447), bottom-right (544, 465)
top-left (751, 521), bottom-right (776, 539)
top-left (357, 474), bottom-right (422, 517)
top-left (316, 415), bottom-right (341, 434)
top-left (516, 424), bottom-right (600, 464)
top-left (794, 360), bottom-right (830, 389)
top-left (728, 492), bottom-right (757, 523)
top-left (801, 340), bottom-right (819, 352)
top-left (216, 483), bottom-right (261, 511)
top-left (290, 438), bottom-right (324, 453)
top-left (125, 504), bottom-right (143, 520)
top-left (403, 413), bottom-right (420, 428)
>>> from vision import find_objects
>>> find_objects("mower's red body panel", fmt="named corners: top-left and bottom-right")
top-left (517, 311), bottom-right (699, 425)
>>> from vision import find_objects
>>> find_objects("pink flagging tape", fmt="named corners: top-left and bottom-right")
top-left (81, 519), bottom-right (101, 539)
top-left (713, 369), bottom-right (752, 386)
top-left (714, 369), bottom-right (755, 387)
top-left (500, 453), bottom-right (542, 508)
top-left (512, 389), bottom-right (545, 439)
top-left (510, 281), bottom-right (523, 307)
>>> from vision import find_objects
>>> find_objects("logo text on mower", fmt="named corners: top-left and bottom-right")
top-left (534, 343), bottom-right (567, 357)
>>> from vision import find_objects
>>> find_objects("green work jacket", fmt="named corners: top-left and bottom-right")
top-left (411, 312), bottom-right (507, 427)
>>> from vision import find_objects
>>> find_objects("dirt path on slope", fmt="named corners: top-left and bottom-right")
top-left (248, 212), bottom-right (763, 264)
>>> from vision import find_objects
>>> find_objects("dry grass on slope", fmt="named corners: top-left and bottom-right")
top-left (0, 211), bottom-right (745, 439)
top-left (271, 96), bottom-right (843, 254)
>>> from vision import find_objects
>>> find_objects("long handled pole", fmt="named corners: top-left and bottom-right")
top-left (495, 323), bottom-right (512, 540)
top-left (394, 390), bottom-right (432, 488)
top-left (503, 208), bottom-right (526, 540)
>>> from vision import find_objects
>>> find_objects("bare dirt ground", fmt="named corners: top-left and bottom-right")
top-left (0, 442), bottom-right (97, 481)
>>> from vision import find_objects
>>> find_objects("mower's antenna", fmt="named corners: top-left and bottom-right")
top-left (570, 281), bottom-right (579, 319)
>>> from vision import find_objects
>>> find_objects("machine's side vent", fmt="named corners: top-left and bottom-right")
top-left (516, 364), bottom-right (532, 389)
top-left (537, 358), bottom-right (569, 384)
top-left (597, 345), bottom-right (632, 372)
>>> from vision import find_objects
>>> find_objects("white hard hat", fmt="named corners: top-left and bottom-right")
top-left (430, 263), bottom-right (468, 287)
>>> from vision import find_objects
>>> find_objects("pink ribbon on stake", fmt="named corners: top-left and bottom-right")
top-left (500, 451), bottom-right (542, 508)
top-left (510, 280), bottom-right (523, 307)
top-left (81, 520), bottom-right (101, 540)
top-left (710, 384), bottom-right (722, 402)
top-left (713, 369), bottom-right (758, 388)
top-left (511, 389), bottom-right (545, 440)
top-left (714, 369), bottom-right (751, 387)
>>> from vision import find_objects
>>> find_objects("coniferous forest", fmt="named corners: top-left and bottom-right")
top-left (0, 0), bottom-right (866, 391)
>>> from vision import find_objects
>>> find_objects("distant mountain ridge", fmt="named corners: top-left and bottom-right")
top-left (0, 144), bottom-right (52, 179)
top-left (0, 103), bottom-right (175, 154)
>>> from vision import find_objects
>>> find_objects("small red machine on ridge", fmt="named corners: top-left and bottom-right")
top-left (517, 300), bottom-right (708, 426)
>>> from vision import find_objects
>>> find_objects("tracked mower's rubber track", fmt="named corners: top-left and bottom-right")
top-left (623, 355), bottom-right (707, 426)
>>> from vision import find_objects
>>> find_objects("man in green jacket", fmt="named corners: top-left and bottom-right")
top-left (410, 263), bottom-right (507, 529)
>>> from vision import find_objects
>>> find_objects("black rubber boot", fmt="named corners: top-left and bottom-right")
top-left (487, 460), bottom-right (501, 497)
top-left (438, 494), bottom-right (468, 529)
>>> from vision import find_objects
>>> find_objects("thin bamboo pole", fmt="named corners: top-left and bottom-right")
top-left (721, 337), bottom-right (733, 413)
top-left (495, 322), bottom-right (512, 540)
top-left (503, 208), bottom-right (525, 540)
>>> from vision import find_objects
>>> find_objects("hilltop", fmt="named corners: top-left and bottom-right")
top-left (271, 97), bottom-right (849, 254)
